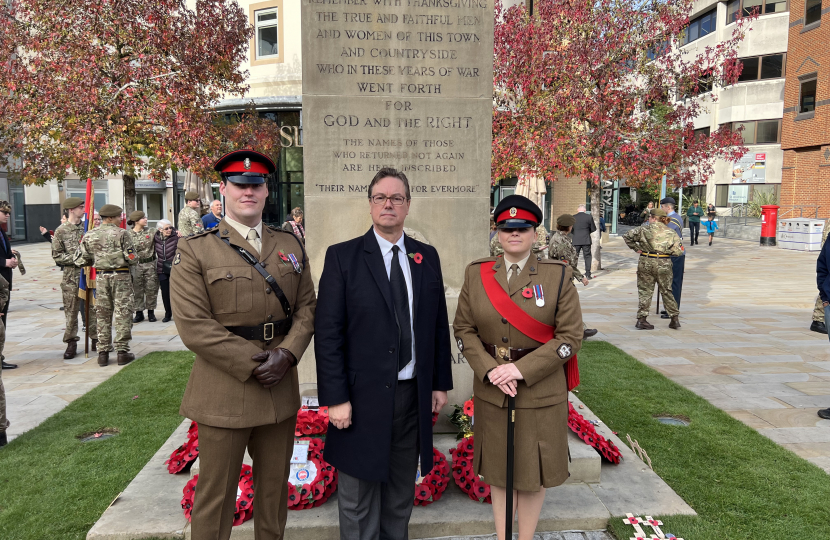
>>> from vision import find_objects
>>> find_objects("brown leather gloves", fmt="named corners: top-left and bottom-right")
top-left (252, 348), bottom-right (297, 388)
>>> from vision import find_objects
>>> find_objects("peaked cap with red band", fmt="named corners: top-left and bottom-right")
top-left (493, 194), bottom-right (542, 229)
top-left (213, 149), bottom-right (276, 184)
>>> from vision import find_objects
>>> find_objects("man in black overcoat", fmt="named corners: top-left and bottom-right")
top-left (315, 168), bottom-right (453, 540)
top-left (0, 201), bottom-right (18, 370)
top-left (572, 204), bottom-right (597, 279)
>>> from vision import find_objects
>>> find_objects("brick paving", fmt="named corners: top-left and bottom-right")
top-left (582, 234), bottom-right (830, 473)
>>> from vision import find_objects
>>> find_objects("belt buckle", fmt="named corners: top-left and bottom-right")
top-left (263, 322), bottom-right (275, 341)
top-left (497, 346), bottom-right (510, 360)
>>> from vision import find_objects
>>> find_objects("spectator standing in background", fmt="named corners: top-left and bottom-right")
top-left (0, 275), bottom-right (10, 445)
top-left (815, 235), bottom-right (830, 419)
top-left (153, 219), bottom-right (179, 323)
top-left (707, 203), bottom-right (717, 219)
top-left (177, 191), bottom-right (204, 237)
top-left (640, 202), bottom-right (654, 224)
top-left (128, 211), bottom-right (159, 324)
top-left (660, 197), bottom-right (685, 320)
top-left (281, 207), bottom-right (305, 244)
top-left (201, 199), bottom-right (223, 230)
top-left (0, 201), bottom-right (18, 370)
top-left (572, 204), bottom-right (597, 279)
top-left (686, 200), bottom-right (702, 246)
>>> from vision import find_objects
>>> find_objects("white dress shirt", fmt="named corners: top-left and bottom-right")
top-left (373, 228), bottom-right (416, 380)
top-left (504, 253), bottom-right (531, 282)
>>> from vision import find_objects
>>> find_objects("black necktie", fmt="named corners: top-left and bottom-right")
top-left (390, 245), bottom-right (412, 372)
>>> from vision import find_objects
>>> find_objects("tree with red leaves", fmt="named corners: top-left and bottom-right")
top-left (493, 0), bottom-right (754, 271)
top-left (0, 0), bottom-right (252, 214)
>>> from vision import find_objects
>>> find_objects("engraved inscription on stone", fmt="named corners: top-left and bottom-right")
top-left (302, 0), bottom-right (493, 99)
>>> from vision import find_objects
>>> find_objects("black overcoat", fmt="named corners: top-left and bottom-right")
top-left (315, 228), bottom-right (453, 482)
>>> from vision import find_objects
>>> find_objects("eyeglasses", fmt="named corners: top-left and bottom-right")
top-left (0, 211), bottom-right (9, 216)
top-left (370, 194), bottom-right (409, 206)
top-left (161, 227), bottom-right (173, 231)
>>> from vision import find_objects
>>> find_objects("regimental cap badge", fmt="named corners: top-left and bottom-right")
top-left (509, 207), bottom-right (518, 217)
top-left (243, 158), bottom-right (252, 170)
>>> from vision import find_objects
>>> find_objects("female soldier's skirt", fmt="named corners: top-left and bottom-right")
top-left (473, 397), bottom-right (569, 492)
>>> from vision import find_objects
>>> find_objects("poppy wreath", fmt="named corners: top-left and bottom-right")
top-left (181, 464), bottom-right (254, 526)
top-left (294, 406), bottom-right (330, 436)
top-left (413, 447), bottom-right (450, 506)
top-left (567, 402), bottom-right (622, 464)
top-left (287, 437), bottom-right (339, 510)
top-left (449, 435), bottom-right (492, 504)
top-left (166, 421), bottom-right (199, 474)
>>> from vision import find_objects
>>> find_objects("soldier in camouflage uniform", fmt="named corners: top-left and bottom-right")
top-left (127, 211), bottom-right (159, 323)
top-left (490, 225), bottom-right (549, 258)
top-left (0, 275), bottom-right (9, 447)
top-left (74, 204), bottom-right (138, 367)
top-left (548, 214), bottom-right (598, 339)
top-left (52, 197), bottom-right (97, 359)
top-left (177, 191), bottom-right (204, 237)
top-left (623, 208), bottom-right (683, 330)
top-left (811, 218), bottom-right (830, 334)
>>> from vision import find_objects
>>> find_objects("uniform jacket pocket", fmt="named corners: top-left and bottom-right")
top-left (206, 266), bottom-right (253, 314)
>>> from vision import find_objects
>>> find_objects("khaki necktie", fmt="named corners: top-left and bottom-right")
top-left (508, 263), bottom-right (520, 290)
top-left (246, 229), bottom-right (261, 256)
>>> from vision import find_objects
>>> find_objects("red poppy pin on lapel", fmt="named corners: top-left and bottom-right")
top-left (521, 287), bottom-right (533, 299)
top-left (408, 252), bottom-right (423, 264)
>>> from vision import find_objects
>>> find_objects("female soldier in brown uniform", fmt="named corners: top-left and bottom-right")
top-left (454, 195), bottom-right (583, 540)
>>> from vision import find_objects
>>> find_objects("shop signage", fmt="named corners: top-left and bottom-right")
top-left (731, 152), bottom-right (766, 184)
top-left (727, 184), bottom-right (749, 204)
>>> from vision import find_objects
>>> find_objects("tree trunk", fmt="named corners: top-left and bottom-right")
top-left (123, 173), bottom-right (136, 216)
top-left (590, 179), bottom-right (602, 272)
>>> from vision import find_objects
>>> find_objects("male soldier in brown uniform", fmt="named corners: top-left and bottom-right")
top-left (454, 195), bottom-right (583, 539)
top-left (171, 150), bottom-right (316, 540)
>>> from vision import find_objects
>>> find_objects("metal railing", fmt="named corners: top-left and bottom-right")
top-left (778, 205), bottom-right (821, 219)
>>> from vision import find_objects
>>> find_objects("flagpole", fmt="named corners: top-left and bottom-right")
top-left (84, 288), bottom-right (90, 356)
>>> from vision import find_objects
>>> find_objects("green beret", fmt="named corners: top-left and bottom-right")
top-left (99, 204), bottom-right (123, 218)
top-left (651, 208), bottom-right (667, 218)
top-left (556, 214), bottom-right (576, 227)
top-left (62, 197), bottom-right (84, 210)
top-left (129, 210), bottom-right (145, 222)
top-left (184, 191), bottom-right (200, 201)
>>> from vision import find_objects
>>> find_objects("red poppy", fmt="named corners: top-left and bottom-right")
top-left (522, 287), bottom-right (533, 298)
top-left (463, 399), bottom-right (474, 417)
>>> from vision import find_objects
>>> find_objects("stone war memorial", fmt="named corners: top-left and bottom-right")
top-left (299, 0), bottom-right (495, 407)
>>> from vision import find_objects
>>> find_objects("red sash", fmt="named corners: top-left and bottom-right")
top-left (479, 261), bottom-right (580, 390)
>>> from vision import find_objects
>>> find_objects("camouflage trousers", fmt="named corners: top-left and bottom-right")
top-left (96, 273), bottom-right (134, 353)
top-left (813, 295), bottom-right (824, 322)
top-left (132, 261), bottom-right (159, 311)
top-left (637, 256), bottom-right (679, 319)
top-left (61, 267), bottom-right (97, 343)
top-left (0, 318), bottom-right (7, 432)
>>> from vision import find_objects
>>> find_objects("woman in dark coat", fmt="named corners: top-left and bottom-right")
top-left (154, 219), bottom-right (179, 322)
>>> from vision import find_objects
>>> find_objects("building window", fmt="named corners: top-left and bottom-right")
top-left (805, 0), bottom-right (822, 26)
top-left (724, 119), bottom-right (781, 144)
top-left (255, 7), bottom-right (279, 59)
top-left (682, 9), bottom-right (716, 45)
top-left (694, 127), bottom-right (711, 139)
top-left (736, 53), bottom-right (786, 82)
top-left (715, 184), bottom-right (729, 206)
top-left (727, 0), bottom-right (788, 24)
top-left (800, 77), bottom-right (817, 113)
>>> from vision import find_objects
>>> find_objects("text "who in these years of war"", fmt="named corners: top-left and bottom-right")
top-left (311, 0), bottom-right (487, 94)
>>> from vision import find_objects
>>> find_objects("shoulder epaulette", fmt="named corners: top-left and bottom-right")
top-left (468, 256), bottom-right (499, 267)
top-left (538, 258), bottom-right (566, 265)
top-left (184, 229), bottom-right (213, 241)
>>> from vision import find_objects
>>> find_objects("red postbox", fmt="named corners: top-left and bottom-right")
top-left (760, 205), bottom-right (780, 246)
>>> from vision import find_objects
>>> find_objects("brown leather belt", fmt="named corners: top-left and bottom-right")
top-left (481, 340), bottom-right (538, 363)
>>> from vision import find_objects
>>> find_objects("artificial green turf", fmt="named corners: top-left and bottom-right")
top-left (0, 351), bottom-right (194, 540)
top-left (578, 341), bottom-right (830, 540)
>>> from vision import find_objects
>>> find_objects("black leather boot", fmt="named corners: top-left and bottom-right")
top-left (133, 311), bottom-right (144, 323)
top-left (147, 310), bottom-right (156, 322)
